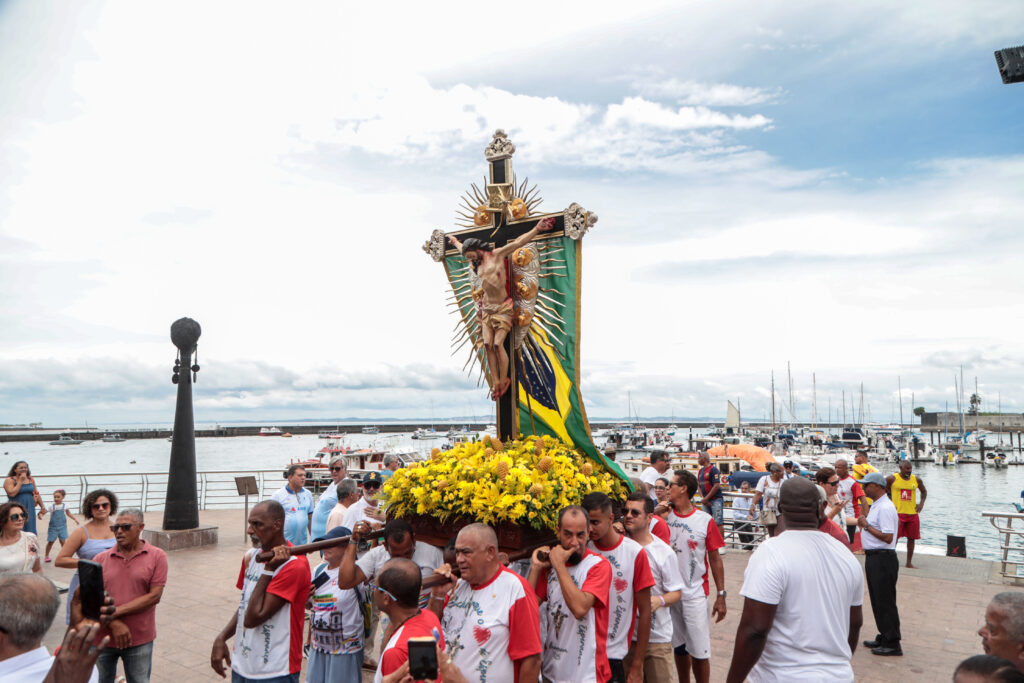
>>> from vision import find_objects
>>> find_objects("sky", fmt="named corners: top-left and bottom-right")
top-left (1, 0), bottom-right (1023, 426)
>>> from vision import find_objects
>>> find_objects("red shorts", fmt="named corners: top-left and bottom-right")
top-left (897, 513), bottom-right (920, 540)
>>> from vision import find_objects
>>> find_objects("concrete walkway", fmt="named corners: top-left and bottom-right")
top-left (37, 509), bottom-right (1007, 682)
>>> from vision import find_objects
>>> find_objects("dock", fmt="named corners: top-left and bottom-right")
top-left (35, 508), bottom-right (1011, 683)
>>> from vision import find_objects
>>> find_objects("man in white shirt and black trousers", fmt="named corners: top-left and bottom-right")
top-left (857, 472), bottom-right (903, 657)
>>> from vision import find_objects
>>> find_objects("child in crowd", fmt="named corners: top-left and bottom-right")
top-left (38, 489), bottom-right (79, 562)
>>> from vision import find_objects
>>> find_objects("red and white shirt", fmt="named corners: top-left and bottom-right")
top-left (233, 549), bottom-right (311, 679)
top-left (649, 516), bottom-right (671, 544)
top-left (636, 536), bottom-right (685, 644)
top-left (375, 610), bottom-right (445, 683)
top-left (535, 550), bottom-right (612, 683)
top-left (441, 566), bottom-right (542, 683)
top-left (587, 535), bottom-right (655, 659)
top-left (665, 507), bottom-right (724, 600)
top-left (835, 476), bottom-right (865, 520)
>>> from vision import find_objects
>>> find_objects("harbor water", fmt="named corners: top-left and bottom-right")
top-left (3, 430), bottom-right (1022, 561)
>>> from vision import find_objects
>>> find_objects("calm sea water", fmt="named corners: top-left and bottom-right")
top-left (3, 431), bottom-right (1022, 561)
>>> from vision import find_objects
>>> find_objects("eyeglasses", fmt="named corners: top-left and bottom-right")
top-left (370, 583), bottom-right (397, 602)
top-left (92, 502), bottom-right (110, 510)
top-left (624, 509), bottom-right (645, 517)
top-left (363, 483), bottom-right (381, 490)
top-left (653, 486), bottom-right (667, 491)
top-left (330, 466), bottom-right (344, 471)
top-left (826, 479), bottom-right (840, 486)
top-left (8, 513), bottom-right (25, 521)
top-left (109, 524), bottom-right (135, 532)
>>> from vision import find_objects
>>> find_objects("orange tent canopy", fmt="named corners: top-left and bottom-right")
top-left (708, 444), bottom-right (776, 472)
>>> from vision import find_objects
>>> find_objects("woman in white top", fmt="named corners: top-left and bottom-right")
top-left (730, 481), bottom-right (755, 549)
top-left (748, 464), bottom-right (785, 537)
top-left (0, 501), bottom-right (42, 575)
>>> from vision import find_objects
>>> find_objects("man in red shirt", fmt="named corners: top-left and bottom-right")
top-left (210, 500), bottom-right (311, 682)
top-left (375, 558), bottom-right (445, 683)
top-left (89, 508), bottom-right (167, 683)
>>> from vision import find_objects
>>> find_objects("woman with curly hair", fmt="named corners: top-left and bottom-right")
top-left (4, 460), bottom-right (45, 535)
top-left (0, 501), bottom-right (41, 575)
top-left (56, 488), bottom-right (118, 623)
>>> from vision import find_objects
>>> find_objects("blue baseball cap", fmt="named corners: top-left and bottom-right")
top-left (313, 526), bottom-right (352, 543)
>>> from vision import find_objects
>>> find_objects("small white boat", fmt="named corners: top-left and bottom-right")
top-left (49, 435), bottom-right (83, 446)
top-left (412, 428), bottom-right (444, 440)
top-left (361, 426), bottom-right (380, 435)
top-left (258, 427), bottom-right (284, 437)
top-left (101, 433), bottom-right (125, 443)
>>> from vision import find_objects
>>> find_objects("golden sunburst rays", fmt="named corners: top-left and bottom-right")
top-left (454, 175), bottom-right (544, 229)
top-left (455, 179), bottom-right (492, 229)
top-left (511, 175), bottom-right (543, 219)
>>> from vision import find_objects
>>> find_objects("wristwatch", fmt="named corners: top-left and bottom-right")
top-left (717, 590), bottom-right (727, 597)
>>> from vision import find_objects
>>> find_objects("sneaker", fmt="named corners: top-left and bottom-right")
top-left (44, 557), bottom-right (52, 563)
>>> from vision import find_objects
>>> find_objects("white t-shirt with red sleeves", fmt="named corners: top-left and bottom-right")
top-left (587, 535), bottom-right (655, 659)
top-left (835, 476), bottom-right (865, 520)
top-left (665, 506), bottom-right (724, 600)
top-left (635, 535), bottom-right (685, 644)
top-left (649, 516), bottom-right (670, 544)
top-left (375, 610), bottom-right (445, 683)
top-left (535, 550), bottom-right (612, 683)
top-left (232, 549), bottom-right (311, 679)
top-left (441, 566), bottom-right (542, 683)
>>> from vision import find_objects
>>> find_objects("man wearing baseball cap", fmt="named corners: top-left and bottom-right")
top-left (857, 472), bottom-right (902, 656)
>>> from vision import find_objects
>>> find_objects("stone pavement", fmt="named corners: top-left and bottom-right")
top-left (37, 509), bottom-right (1010, 682)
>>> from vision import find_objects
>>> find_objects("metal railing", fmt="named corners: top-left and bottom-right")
top-left (982, 511), bottom-right (1024, 585)
top-left (29, 470), bottom-right (290, 513)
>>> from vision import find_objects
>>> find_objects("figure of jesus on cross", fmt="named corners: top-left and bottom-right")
top-left (447, 216), bottom-right (556, 400)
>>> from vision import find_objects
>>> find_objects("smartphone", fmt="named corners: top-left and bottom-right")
top-left (78, 559), bottom-right (105, 621)
top-left (311, 571), bottom-right (331, 590)
top-left (407, 637), bottom-right (439, 681)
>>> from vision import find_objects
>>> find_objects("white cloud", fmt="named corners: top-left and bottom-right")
top-left (633, 79), bottom-right (782, 107)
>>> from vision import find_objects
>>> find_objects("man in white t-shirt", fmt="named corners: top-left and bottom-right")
top-left (429, 523), bottom-right (542, 683)
top-left (326, 479), bottom-right (359, 533)
top-left (857, 472), bottom-right (902, 657)
top-left (583, 492), bottom-right (654, 683)
top-left (665, 469), bottom-right (727, 683)
top-left (640, 451), bottom-right (671, 501)
top-left (528, 506), bottom-right (613, 683)
top-left (341, 472), bottom-right (386, 532)
top-left (623, 491), bottom-right (684, 682)
top-left (726, 477), bottom-right (864, 683)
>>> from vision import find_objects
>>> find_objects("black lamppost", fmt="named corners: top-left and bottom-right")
top-left (164, 317), bottom-right (201, 530)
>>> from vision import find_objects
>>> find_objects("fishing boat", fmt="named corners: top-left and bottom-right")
top-left (411, 427), bottom-right (444, 440)
top-left (361, 426), bottom-right (380, 435)
top-left (49, 435), bottom-right (83, 446)
top-left (101, 433), bottom-right (126, 443)
top-left (258, 427), bottom-right (284, 436)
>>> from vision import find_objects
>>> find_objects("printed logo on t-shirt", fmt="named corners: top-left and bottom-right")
top-left (900, 489), bottom-right (912, 502)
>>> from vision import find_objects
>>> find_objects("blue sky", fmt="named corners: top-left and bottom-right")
top-left (1, 1), bottom-right (1023, 426)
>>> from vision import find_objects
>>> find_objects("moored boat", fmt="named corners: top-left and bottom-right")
top-left (101, 433), bottom-right (125, 443)
top-left (49, 435), bottom-right (83, 446)
top-left (258, 427), bottom-right (284, 436)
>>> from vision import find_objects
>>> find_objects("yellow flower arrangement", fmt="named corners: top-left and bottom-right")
top-left (382, 435), bottom-right (627, 532)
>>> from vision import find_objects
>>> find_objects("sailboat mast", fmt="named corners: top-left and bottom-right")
top-left (975, 376), bottom-right (980, 433)
top-left (859, 382), bottom-right (865, 429)
top-left (771, 371), bottom-right (776, 431)
top-left (842, 390), bottom-right (846, 428)
top-left (812, 373), bottom-right (817, 429)
top-left (787, 362), bottom-right (794, 427)
top-left (898, 376), bottom-right (904, 427)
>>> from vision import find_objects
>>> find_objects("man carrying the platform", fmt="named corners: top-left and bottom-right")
top-left (666, 469), bottom-right (727, 683)
top-left (583, 492), bottom-right (655, 683)
top-left (886, 460), bottom-right (927, 569)
top-left (272, 465), bottom-right (314, 546)
top-left (979, 592), bottom-right (1024, 672)
top-left (447, 216), bottom-right (556, 400)
top-left (622, 491), bottom-right (684, 682)
top-left (341, 472), bottom-right (386, 533)
top-left (697, 452), bottom-right (724, 528)
top-left (640, 451), bottom-right (671, 502)
top-left (428, 523), bottom-right (542, 683)
top-left (726, 478), bottom-right (863, 682)
top-left (834, 459), bottom-right (869, 544)
top-left (373, 558), bottom-right (445, 683)
top-left (210, 500), bottom-right (311, 681)
top-left (340, 520), bottom-right (443, 665)
top-left (857, 472), bottom-right (903, 657)
top-left (528, 505), bottom-right (613, 683)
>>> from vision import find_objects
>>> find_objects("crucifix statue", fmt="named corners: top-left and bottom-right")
top-left (423, 129), bottom-right (600, 447)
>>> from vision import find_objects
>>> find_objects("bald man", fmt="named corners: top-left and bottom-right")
top-left (375, 558), bottom-right (445, 682)
top-left (727, 478), bottom-right (864, 683)
top-left (430, 524), bottom-right (542, 683)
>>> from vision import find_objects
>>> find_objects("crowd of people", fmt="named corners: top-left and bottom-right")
top-left (2, 453), bottom-right (1022, 683)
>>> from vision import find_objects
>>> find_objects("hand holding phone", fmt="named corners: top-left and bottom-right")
top-left (78, 560), bottom-right (104, 621)
top-left (407, 637), bottom-right (438, 681)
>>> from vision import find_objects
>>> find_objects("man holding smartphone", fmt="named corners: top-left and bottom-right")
top-left (89, 508), bottom-right (167, 683)
top-left (373, 558), bottom-right (445, 683)
top-left (428, 523), bottom-right (542, 683)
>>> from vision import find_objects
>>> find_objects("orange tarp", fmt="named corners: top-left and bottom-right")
top-left (708, 444), bottom-right (776, 472)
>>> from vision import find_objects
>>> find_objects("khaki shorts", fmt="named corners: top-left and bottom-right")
top-left (623, 640), bottom-right (677, 682)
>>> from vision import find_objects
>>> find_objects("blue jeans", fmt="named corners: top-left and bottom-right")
top-left (703, 497), bottom-right (724, 528)
top-left (96, 641), bottom-right (153, 683)
top-left (233, 672), bottom-right (300, 683)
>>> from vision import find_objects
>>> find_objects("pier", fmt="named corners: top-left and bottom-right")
top-left (34, 507), bottom-right (1018, 683)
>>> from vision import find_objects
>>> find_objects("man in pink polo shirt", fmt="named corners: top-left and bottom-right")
top-left (91, 508), bottom-right (168, 683)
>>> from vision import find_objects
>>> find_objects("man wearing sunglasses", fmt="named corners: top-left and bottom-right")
top-left (373, 558), bottom-right (445, 683)
top-left (86, 508), bottom-right (167, 683)
top-left (341, 472), bottom-right (386, 533)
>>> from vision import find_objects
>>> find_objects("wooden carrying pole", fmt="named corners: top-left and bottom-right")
top-left (255, 529), bottom-right (386, 563)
